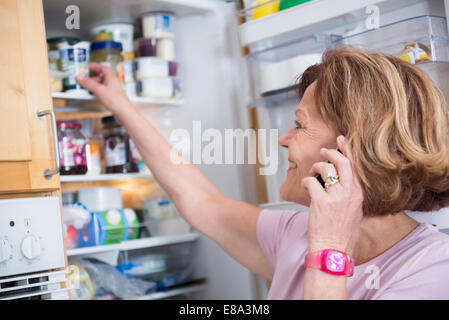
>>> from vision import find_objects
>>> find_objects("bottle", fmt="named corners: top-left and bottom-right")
top-left (57, 121), bottom-right (88, 175)
top-left (85, 134), bottom-right (103, 175)
top-left (252, 0), bottom-right (280, 20)
top-left (102, 116), bottom-right (138, 174)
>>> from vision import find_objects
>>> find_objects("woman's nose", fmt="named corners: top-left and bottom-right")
top-left (278, 129), bottom-right (293, 149)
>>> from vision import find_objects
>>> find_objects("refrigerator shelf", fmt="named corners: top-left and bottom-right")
top-left (60, 172), bottom-right (153, 183)
top-left (52, 92), bottom-right (185, 107)
top-left (136, 282), bottom-right (207, 300)
top-left (67, 233), bottom-right (199, 257)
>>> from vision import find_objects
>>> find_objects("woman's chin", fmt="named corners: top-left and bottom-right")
top-left (280, 181), bottom-right (308, 205)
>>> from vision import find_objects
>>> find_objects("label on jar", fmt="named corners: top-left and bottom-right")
top-left (104, 136), bottom-right (126, 166)
top-left (59, 138), bottom-right (87, 167)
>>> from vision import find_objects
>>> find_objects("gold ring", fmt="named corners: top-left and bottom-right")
top-left (324, 174), bottom-right (340, 188)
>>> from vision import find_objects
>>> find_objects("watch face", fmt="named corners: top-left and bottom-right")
top-left (325, 251), bottom-right (346, 273)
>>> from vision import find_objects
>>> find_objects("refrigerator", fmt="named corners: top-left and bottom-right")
top-left (40, 0), bottom-right (449, 300)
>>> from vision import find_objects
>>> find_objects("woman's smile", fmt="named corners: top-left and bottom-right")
top-left (288, 159), bottom-right (298, 171)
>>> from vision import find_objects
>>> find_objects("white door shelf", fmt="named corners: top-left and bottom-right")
top-left (67, 233), bottom-right (199, 257)
top-left (60, 172), bottom-right (153, 183)
top-left (238, 0), bottom-right (423, 50)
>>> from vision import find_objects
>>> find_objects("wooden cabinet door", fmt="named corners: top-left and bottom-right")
top-left (0, 0), bottom-right (60, 192)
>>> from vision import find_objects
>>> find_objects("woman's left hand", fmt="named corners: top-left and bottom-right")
top-left (302, 135), bottom-right (364, 255)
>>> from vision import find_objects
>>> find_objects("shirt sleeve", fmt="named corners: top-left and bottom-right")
top-left (256, 209), bottom-right (307, 269)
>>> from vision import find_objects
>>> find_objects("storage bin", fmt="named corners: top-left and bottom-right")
top-left (245, 34), bottom-right (338, 98)
top-left (337, 15), bottom-right (449, 63)
top-left (336, 15), bottom-right (449, 101)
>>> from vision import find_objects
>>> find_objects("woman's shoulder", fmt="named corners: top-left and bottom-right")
top-left (258, 207), bottom-right (310, 238)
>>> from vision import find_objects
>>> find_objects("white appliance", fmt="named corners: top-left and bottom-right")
top-left (41, 0), bottom-right (449, 300)
top-left (0, 197), bottom-right (67, 300)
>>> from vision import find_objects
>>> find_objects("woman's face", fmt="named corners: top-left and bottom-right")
top-left (279, 81), bottom-right (340, 206)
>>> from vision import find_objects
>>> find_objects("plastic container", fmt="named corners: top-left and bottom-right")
top-left (137, 77), bottom-right (177, 99)
top-left (156, 38), bottom-right (175, 60)
top-left (89, 23), bottom-right (134, 52)
top-left (57, 121), bottom-right (88, 175)
top-left (279, 0), bottom-right (312, 11)
top-left (141, 12), bottom-right (175, 39)
top-left (142, 197), bottom-right (177, 220)
top-left (58, 41), bottom-right (91, 93)
top-left (102, 116), bottom-right (138, 174)
top-left (252, 0), bottom-right (279, 20)
top-left (123, 208), bottom-right (142, 240)
top-left (134, 38), bottom-right (175, 61)
top-left (77, 187), bottom-right (123, 212)
top-left (168, 61), bottom-right (178, 76)
top-left (47, 37), bottom-right (80, 71)
top-left (133, 57), bottom-right (169, 79)
top-left (146, 217), bottom-right (191, 236)
top-left (90, 41), bottom-right (124, 82)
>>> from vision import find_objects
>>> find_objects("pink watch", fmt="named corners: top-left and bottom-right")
top-left (304, 249), bottom-right (354, 276)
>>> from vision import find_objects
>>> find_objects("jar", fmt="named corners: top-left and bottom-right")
top-left (90, 41), bottom-right (124, 82)
top-left (57, 121), bottom-right (88, 175)
top-left (102, 116), bottom-right (138, 174)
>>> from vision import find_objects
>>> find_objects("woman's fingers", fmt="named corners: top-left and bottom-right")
top-left (88, 62), bottom-right (115, 79)
top-left (308, 162), bottom-right (338, 180)
top-left (302, 176), bottom-right (327, 199)
top-left (320, 148), bottom-right (352, 186)
top-left (76, 73), bottom-right (103, 95)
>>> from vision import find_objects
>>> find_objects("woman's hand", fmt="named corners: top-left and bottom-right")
top-left (302, 135), bottom-right (364, 256)
top-left (76, 62), bottom-right (133, 115)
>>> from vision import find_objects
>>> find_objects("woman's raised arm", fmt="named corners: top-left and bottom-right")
top-left (76, 63), bottom-right (274, 280)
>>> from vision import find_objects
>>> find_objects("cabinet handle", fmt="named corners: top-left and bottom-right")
top-left (37, 109), bottom-right (60, 179)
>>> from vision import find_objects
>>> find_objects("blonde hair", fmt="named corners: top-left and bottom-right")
top-left (298, 46), bottom-right (449, 216)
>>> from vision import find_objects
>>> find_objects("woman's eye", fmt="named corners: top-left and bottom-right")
top-left (295, 120), bottom-right (302, 130)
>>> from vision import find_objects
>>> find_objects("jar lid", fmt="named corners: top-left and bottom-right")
top-left (47, 37), bottom-right (80, 45)
top-left (91, 41), bottom-right (123, 52)
top-left (101, 116), bottom-right (118, 125)
top-left (57, 121), bottom-right (82, 129)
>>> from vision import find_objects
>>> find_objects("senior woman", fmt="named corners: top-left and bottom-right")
top-left (76, 46), bottom-right (449, 299)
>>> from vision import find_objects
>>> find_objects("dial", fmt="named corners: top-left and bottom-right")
top-left (21, 235), bottom-right (41, 260)
top-left (0, 239), bottom-right (12, 263)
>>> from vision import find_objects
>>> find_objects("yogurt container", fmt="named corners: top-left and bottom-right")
top-left (141, 12), bottom-right (175, 38)
top-left (133, 57), bottom-right (169, 80)
top-left (58, 41), bottom-right (91, 93)
top-left (137, 77), bottom-right (175, 99)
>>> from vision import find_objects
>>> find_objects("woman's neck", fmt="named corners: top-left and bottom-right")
top-left (351, 211), bottom-right (420, 266)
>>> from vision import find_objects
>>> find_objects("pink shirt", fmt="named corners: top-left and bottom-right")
top-left (257, 209), bottom-right (449, 299)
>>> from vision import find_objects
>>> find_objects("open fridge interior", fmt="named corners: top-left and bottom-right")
top-left (44, 0), bottom-right (258, 300)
